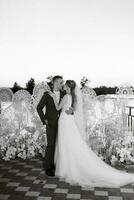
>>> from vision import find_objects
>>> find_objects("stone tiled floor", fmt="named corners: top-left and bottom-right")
top-left (0, 158), bottom-right (134, 200)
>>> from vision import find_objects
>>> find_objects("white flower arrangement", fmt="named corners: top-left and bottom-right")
top-left (80, 76), bottom-right (90, 88)
top-left (87, 116), bottom-right (134, 167)
top-left (47, 75), bottom-right (53, 82)
top-left (0, 125), bottom-right (47, 160)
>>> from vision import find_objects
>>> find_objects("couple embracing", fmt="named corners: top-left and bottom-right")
top-left (37, 75), bottom-right (73, 176)
top-left (37, 75), bottom-right (134, 188)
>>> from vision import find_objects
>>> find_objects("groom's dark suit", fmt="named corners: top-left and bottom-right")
top-left (37, 91), bottom-right (65, 171)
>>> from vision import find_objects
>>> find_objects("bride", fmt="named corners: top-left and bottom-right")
top-left (49, 80), bottom-right (134, 188)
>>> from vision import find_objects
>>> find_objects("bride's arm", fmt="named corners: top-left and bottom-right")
top-left (49, 92), bottom-right (67, 111)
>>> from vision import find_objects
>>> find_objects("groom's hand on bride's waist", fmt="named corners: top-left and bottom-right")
top-left (65, 107), bottom-right (74, 115)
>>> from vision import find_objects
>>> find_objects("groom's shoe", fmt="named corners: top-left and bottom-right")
top-left (45, 169), bottom-right (55, 177)
top-left (51, 164), bottom-right (56, 171)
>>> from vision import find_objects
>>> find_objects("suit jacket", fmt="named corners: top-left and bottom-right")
top-left (37, 91), bottom-right (65, 127)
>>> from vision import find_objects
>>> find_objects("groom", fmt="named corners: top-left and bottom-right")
top-left (37, 75), bottom-right (65, 176)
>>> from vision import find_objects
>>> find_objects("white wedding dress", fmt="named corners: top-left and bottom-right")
top-left (55, 94), bottom-right (134, 188)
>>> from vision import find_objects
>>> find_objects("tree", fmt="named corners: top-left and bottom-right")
top-left (12, 82), bottom-right (22, 93)
top-left (94, 86), bottom-right (117, 95)
top-left (26, 78), bottom-right (35, 94)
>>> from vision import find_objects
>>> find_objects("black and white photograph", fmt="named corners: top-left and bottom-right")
top-left (1, 0), bottom-right (134, 199)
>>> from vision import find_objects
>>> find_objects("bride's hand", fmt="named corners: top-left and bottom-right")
top-left (65, 107), bottom-right (74, 115)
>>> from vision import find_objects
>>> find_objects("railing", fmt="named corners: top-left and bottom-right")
top-left (126, 106), bottom-right (134, 132)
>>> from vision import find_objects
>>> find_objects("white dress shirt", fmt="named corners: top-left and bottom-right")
top-left (53, 91), bottom-right (60, 104)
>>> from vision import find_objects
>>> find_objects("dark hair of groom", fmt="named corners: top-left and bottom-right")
top-left (52, 75), bottom-right (63, 83)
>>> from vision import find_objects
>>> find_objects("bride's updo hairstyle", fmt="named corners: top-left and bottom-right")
top-left (65, 80), bottom-right (76, 110)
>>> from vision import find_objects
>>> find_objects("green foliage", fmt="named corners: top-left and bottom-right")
top-left (94, 86), bottom-right (117, 95)
top-left (10, 80), bottom-right (118, 95)
top-left (11, 82), bottom-right (23, 93)
top-left (26, 78), bottom-right (35, 94)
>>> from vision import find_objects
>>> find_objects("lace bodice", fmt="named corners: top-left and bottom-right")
top-left (62, 94), bottom-right (72, 112)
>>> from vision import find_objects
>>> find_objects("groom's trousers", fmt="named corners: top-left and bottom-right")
top-left (44, 122), bottom-right (58, 170)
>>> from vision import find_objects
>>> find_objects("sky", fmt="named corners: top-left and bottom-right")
top-left (0, 0), bottom-right (134, 88)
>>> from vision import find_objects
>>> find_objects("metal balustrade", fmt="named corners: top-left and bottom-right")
top-left (126, 106), bottom-right (134, 132)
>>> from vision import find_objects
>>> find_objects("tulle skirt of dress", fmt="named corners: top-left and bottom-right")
top-left (54, 112), bottom-right (134, 188)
